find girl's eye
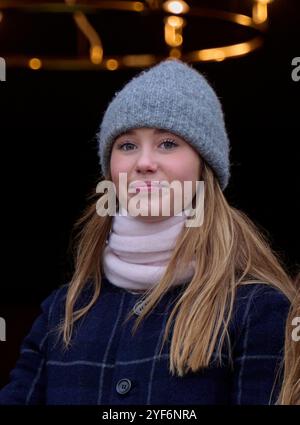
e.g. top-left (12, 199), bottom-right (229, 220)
top-left (160, 139), bottom-right (178, 149)
top-left (117, 139), bottom-right (178, 151)
top-left (117, 142), bottom-right (135, 151)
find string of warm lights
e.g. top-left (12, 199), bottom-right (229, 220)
top-left (0, 0), bottom-right (274, 71)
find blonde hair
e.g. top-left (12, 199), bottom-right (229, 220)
top-left (277, 273), bottom-right (300, 404)
top-left (60, 161), bottom-right (296, 379)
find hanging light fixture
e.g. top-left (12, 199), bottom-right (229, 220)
top-left (0, 0), bottom-right (274, 71)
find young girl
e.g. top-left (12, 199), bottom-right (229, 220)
top-left (277, 273), bottom-right (300, 404)
top-left (0, 59), bottom-right (296, 405)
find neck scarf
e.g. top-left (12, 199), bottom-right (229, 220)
top-left (102, 208), bottom-right (196, 292)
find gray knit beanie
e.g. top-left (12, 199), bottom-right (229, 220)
top-left (97, 58), bottom-right (230, 190)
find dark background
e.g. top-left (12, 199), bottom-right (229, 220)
top-left (0, 0), bottom-right (299, 387)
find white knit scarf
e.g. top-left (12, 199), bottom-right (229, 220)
top-left (102, 207), bottom-right (196, 292)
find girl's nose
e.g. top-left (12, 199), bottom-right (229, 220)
top-left (135, 150), bottom-right (158, 173)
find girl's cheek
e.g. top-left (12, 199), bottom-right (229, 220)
top-left (113, 154), bottom-right (133, 169)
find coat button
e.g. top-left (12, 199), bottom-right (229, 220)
top-left (133, 299), bottom-right (149, 316)
top-left (116, 378), bottom-right (132, 395)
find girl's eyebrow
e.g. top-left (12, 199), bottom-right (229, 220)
top-left (117, 129), bottom-right (173, 137)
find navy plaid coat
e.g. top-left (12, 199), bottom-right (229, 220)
top-left (0, 277), bottom-right (290, 405)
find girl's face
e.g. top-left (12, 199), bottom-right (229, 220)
top-left (110, 127), bottom-right (201, 222)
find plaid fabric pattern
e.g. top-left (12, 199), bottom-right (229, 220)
top-left (0, 278), bottom-right (290, 405)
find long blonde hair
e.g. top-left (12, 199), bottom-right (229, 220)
top-left (60, 161), bottom-right (296, 378)
top-left (277, 273), bottom-right (300, 404)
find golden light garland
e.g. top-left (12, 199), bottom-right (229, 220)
top-left (0, 0), bottom-right (274, 71)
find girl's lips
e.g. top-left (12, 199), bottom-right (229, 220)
top-left (134, 185), bottom-right (164, 192)
top-left (128, 181), bottom-right (170, 193)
